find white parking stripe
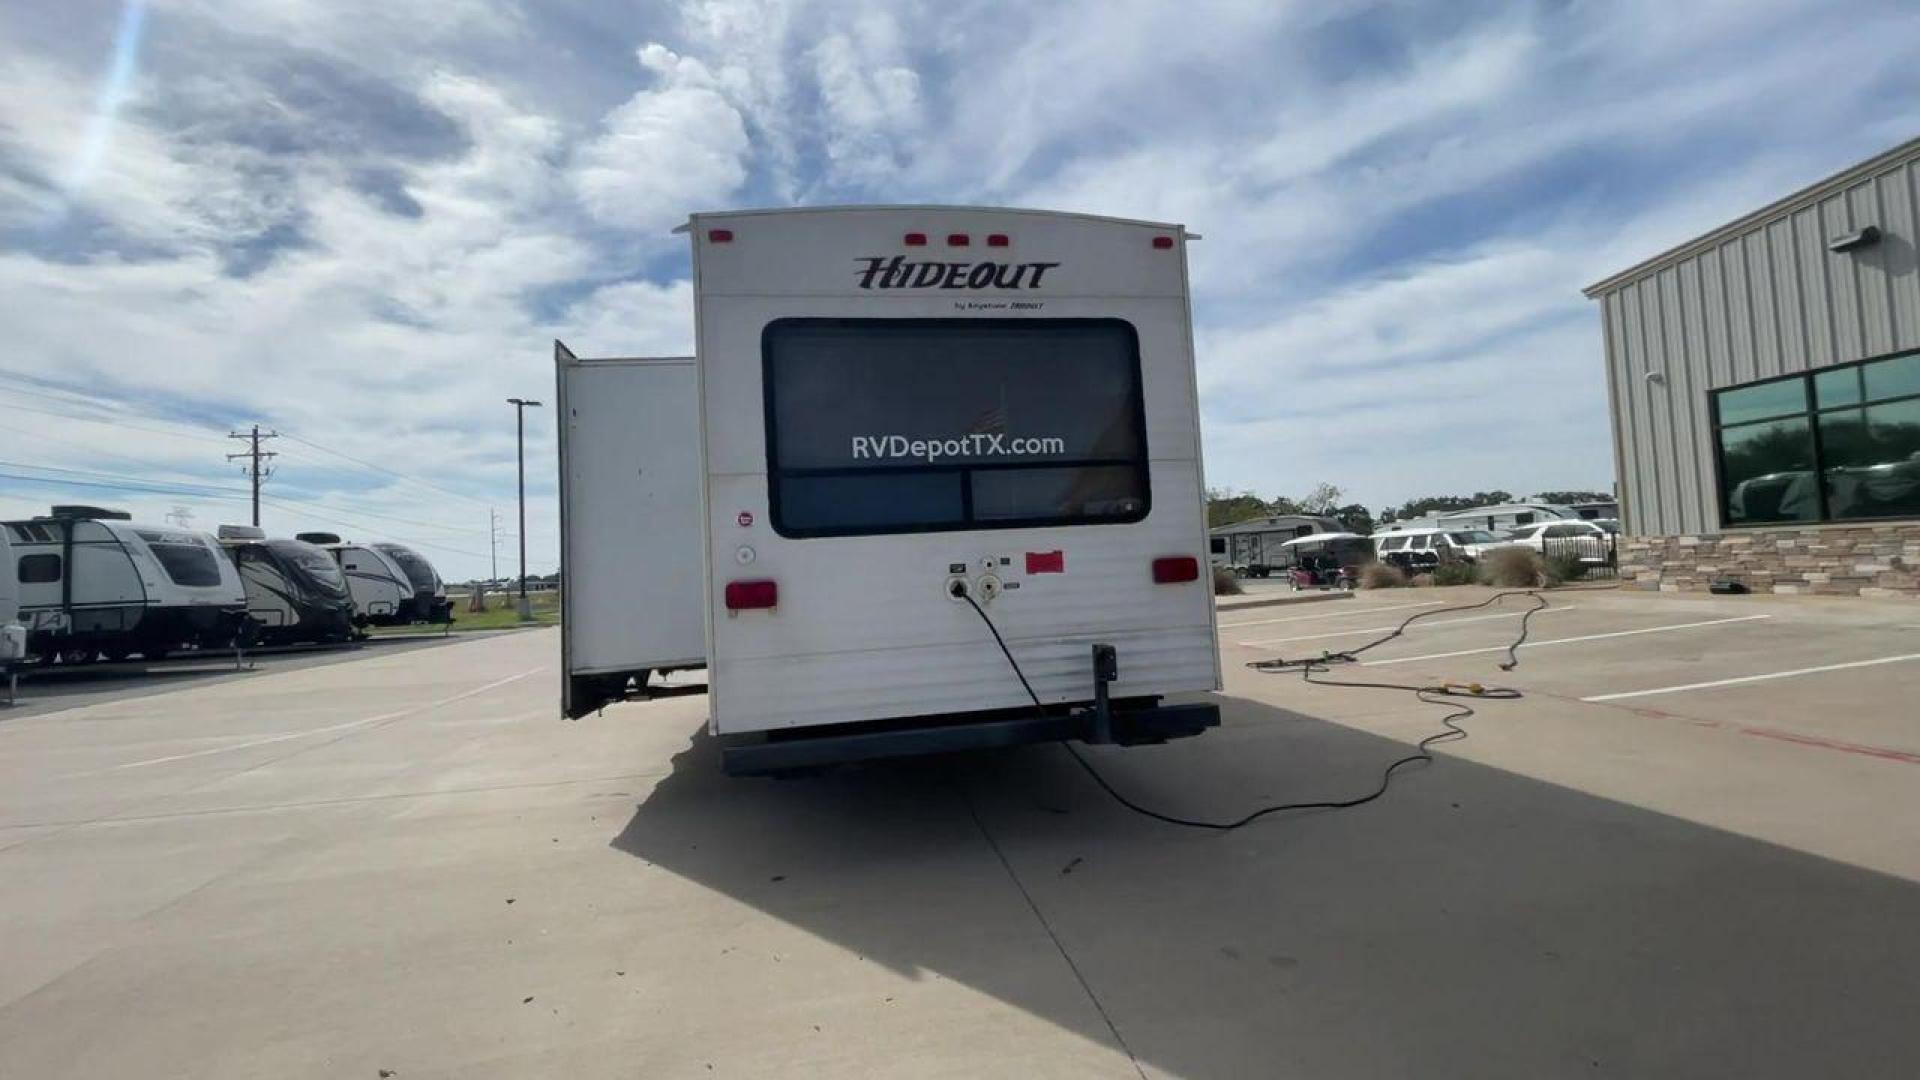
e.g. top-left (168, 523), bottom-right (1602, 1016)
top-left (1217, 600), bottom-right (1443, 629)
top-left (1361, 615), bottom-right (1772, 667)
top-left (1581, 653), bottom-right (1920, 702)
top-left (1239, 607), bottom-right (1572, 648)
top-left (106, 668), bottom-right (544, 770)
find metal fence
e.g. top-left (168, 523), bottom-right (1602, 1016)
top-left (1541, 534), bottom-right (1618, 580)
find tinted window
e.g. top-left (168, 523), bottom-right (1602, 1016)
top-left (1721, 416), bottom-right (1817, 524)
top-left (1814, 367), bottom-right (1861, 408)
top-left (1718, 378), bottom-right (1807, 425)
top-left (764, 318), bottom-right (1149, 536)
top-left (1209, 538), bottom-right (1226, 555)
top-left (148, 542), bottom-right (225, 587)
top-left (19, 553), bottom-right (61, 583)
top-left (1379, 536), bottom-right (1408, 552)
top-left (1821, 400), bottom-right (1920, 520)
top-left (1864, 353), bottom-right (1920, 402)
top-left (269, 540), bottom-right (347, 589)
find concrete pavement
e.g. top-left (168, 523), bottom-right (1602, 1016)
top-left (1, 589), bottom-right (1917, 1078)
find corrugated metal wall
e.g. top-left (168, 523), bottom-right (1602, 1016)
top-left (1594, 149), bottom-right (1920, 536)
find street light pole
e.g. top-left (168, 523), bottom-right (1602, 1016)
top-left (506, 397), bottom-right (543, 620)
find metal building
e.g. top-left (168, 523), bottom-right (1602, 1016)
top-left (1584, 137), bottom-right (1920, 595)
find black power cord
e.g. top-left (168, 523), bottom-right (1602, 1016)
top-left (959, 588), bottom-right (1539, 831)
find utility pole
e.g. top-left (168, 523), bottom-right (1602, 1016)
top-left (226, 425), bottom-right (279, 527)
top-left (489, 507), bottom-right (502, 584)
top-left (505, 399), bottom-right (542, 620)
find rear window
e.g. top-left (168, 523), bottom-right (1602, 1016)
top-left (763, 318), bottom-right (1149, 537)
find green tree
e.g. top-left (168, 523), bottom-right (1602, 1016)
top-left (1298, 482), bottom-right (1344, 514)
top-left (1530, 490), bottom-right (1614, 505)
top-left (1332, 503), bottom-right (1375, 535)
top-left (1206, 488), bottom-right (1271, 528)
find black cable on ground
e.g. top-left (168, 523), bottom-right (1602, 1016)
top-left (960, 587), bottom-right (1536, 831)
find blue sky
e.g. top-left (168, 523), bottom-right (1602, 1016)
top-left (1, 0), bottom-right (1916, 577)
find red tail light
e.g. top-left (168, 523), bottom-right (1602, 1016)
top-left (708, 228), bottom-right (734, 243)
top-left (986, 234), bottom-right (1010, 247)
top-left (904, 232), bottom-right (927, 246)
top-left (725, 580), bottom-right (778, 610)
top-left (1152, 556), bottom-right (1200, 584)
top-left (1152, 235), bottom-right (1175, 249)
top-left (947, 233), bottom-right (970, 246)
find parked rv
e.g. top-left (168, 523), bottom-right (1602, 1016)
top-left (300, 533), bottom-right (423, 627)
top-left (556, 347), bottom-right (705, 717)
top-left (371, 543), bottom-right (453, 624)
top-left (3, 506), bottom-right (249, 662)
top-left (1, 528), bottom-right (24, 670)
top-left (670, 205), bottom-right (1221, 773)
top-left (216, 526), bottom-right (356, 644)
top-left (1210, 514), bottom-right (1343, 577)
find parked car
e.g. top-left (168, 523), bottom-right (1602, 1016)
top-left (1505, 520), bottom-right (1614, 564)
top-left (1372, 527), bottom-right (1508, 571)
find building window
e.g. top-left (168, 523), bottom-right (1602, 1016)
top-left (1713, 350), bottom-right (1920, 525)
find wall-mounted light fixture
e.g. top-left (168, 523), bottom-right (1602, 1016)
top-left (1644, 370), bottom-right (1666, 385)
top-left (1827, 225), bottom-right (1882, 254)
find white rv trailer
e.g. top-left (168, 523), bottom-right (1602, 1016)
top-left (1, 528), bottom-right (24, 669)
top-left (299, 533), bottom-right (416, 627)
top-left (371, 542), bottom-right (454, 624)
top-left (217, 526), bottom-right (357, 644)
top-left (684, 206), bottom-right (1221, 773)
top-left (3, 506), bottom-right (249, 661)
top-left (555, 346), bottom-right (706, 718)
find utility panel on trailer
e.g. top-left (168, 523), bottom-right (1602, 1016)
top-left (556, 344), bottom-right (706, 717)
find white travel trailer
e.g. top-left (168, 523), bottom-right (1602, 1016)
top-left (1, 528), bottom-right (24, 669)
top-left (683, 206), bottom-right (1222, 773)
top-left (370, 542), bottom-right (453, 624)
top-left (299, 533), bottom-right (416, 627)
top-left (3, 506), bottom-right (249, 661)
top-left (555, 346), bottom-right (705, 718)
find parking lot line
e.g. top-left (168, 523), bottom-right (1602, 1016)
top-left (1238, 606), bottom-right (1572, 648)
top-left (1217, 600), bottom-right (1443, 629)
top-left (1581, 653), bottom-right (1920, 703)
top-left (1361, 614), bottom-right (1772, 667)
top-left (103, 667), bottom-right (544, 771)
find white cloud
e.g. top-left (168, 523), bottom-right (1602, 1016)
top-left (569, 44), bottom-right (751, 233)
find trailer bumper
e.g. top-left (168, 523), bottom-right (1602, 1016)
top-left (721, 699), bottom-right (1220, 776)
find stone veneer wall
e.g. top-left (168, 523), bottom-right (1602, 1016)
top-left (1618, 522), bottom-right (1920, 597)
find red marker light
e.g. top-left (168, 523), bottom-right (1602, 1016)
top-left (1026, 550), bottom-right (1065, 574)
top-left (904, 232), bottom-right (928, 246)
top-left (1152, 235), bottom-right (1175, 249)
top-left (708, 228), bottom-right (734, 243)
top-left (725, 580), bottom-right (778, 610)
top-left (947, 233), bottom-right (970, 246)
top-left (1151, 556), bottom-right (1199, 584)
top-left (986, 234), bottom-right (1010, 247)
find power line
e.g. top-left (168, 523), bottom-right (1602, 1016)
top-left (257, 496), bottom-right (489, 559)
top-left (278, 430), bottom-right (493, 510)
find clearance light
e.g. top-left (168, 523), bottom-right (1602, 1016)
top-left (708, 228), bottom-right (734, 243)
top-left (1151, 556), bottom-right (1200, 584)
top-left (947, 233), bottom-right (970, 246)
top-left (725, 580), bottom-right (778, 610)
top-left (1152, 236), bottom-right (1175, 249)
top-left (987, 234), bottom-right (1010, 247)
top-left (904, 232), bottom-right (928, 246)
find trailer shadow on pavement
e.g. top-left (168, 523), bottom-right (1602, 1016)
top-left (611, 693), bottom-right (1920, 1079)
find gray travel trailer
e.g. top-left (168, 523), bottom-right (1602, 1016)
top-left (1, 528), bottom-right (24, 670)
top-left (3, 506), bottom-right (250, 662)
top-left (299, 533), bottom-right (452, 626)
top-left (216, 526), bottom-right (356, 644)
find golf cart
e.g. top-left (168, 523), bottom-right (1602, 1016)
top-left (1281, 532), bottom-right (1372, 591)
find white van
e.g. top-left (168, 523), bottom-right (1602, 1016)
top-left (4, 506), bottom-right (250, 661)
top-left (556, 346), bottom-right (706, 717)
top-left (684, 206), bottom-right (1221, 773)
